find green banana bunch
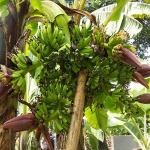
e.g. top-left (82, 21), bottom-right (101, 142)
top-left (123, 44), bottom-right (137, 54)
top-left (35, 103), bottom-right (49, 121)
top-left (108, 30), bottom-right (129, 47)
top-left (93, 26), bottom-right (106, 45)
top-left (41, 0), bottom-right (70, 44)
top-left (54, 113), bottom-right (71, 134)
top-left (30, 22), bottom-right (67, 60)
top-left (11, 70), bottom-right (26, 93)
top-left (11, 51), bottom-right (29, 70)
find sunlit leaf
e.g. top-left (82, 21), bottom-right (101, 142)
top-left (85, 106), bottom-right (108, 131)
top-left (30, 0), bottom-right (42, 12)
top-left (82, 2), bottom-right (150, 37)
top-left (104, 96), bottom-right (115, 111)
top-left (110, 0), bottom-right (129, 21)
top-left (85, 123), bottom-right (104, 142)
top-left (144, 0), bottom-right (150, 3)
top-left (0, 2), bottom-right (9, 20)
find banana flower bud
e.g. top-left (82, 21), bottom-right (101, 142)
top-left (133, 71), bottom-right (149, 89)
top-left (3, 114), bottom-right (35, 132)
top-left (137, 64), bottom-right (150, 78)
top-left (119, 47), bottom-right (142, 68)
top-left (136, 94), bottom-right (150, 104)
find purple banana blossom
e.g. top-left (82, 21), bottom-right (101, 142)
top-left (3, 114), bottom-right (35, 132)
top-left (136, 94), bottom-right (150, 104)
top-left (137, 64), bottom-right (150, 78)
top-left (133, 71), bottom-right (149, 89)
top-left (120, 47), bottom-right (142, 68)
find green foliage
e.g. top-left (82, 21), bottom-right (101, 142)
top-left (85, 106), bottom-right (108, 131)
top-left (86, 133), bottom-right (99, 150)
top-left (144, 0), bottom-right (150, 3)
top-left (30, 0), bottom-right (42, 11)
top-left (0, 0), bottom-right (9, 20)
top-left (2, 1), bottom-right (149, 146)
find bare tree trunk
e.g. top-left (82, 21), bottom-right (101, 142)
top-left (0, 0), bottom-right (29, 149)
top-left (57, 132), bottom-right (67, 150)
top-left (66, 69), bottom-right (88, 150)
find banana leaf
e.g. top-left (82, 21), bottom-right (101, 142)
top-left (86, 133), bottom-right (99, 150)
top-left (107, 113), bottom-right (149, 150)
top-left (82, 2), bottom-right (150, 37)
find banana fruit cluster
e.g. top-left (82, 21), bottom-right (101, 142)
top-left (35, 82), bottom-right (72, 133)
top-left (29, 22), bottom-right (66, 60)
top-left (8, 51), bottom-right (31, 93)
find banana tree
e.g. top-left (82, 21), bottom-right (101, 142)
top-left (1, 0), bottom-right (150, 150)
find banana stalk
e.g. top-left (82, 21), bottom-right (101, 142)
top-left (39, 124), bottom-right (54, 150)
top-left (66, 69), bottom-right (88, 150)
top-left (35, 126), bottom-right (42, 148)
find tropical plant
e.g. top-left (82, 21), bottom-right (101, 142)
top-left (107, 78), bottom-right (150, 150)
top-left (1, 0), bottom-right (150, 150)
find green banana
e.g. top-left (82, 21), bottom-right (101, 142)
top-left (12, 70), bottom-right (23, 78)
top-left (48, 102), bottom-right (61, 120)
top-left (52, 26), bottom-right (59, 39)
top-left (66, 90), bottom-right (73, 98)
top-left (54, 119), bottom-right (63, 131)
top-left (108, 30), bottom-right (129, 46)
top-left (29, 40), bottom-right (38, 57)
top-left (62, 85), bottom-right (67, 95)
top-left (36, 103), bottom-right (45, 114)
top-left (77, 38), bottom-right (85, 50)
top-left (17, 52), bottom-right (26, 65)
top-left (11, 77), bottom-right (20, 89)
top-left (79, 47), bottom-right (93, 56)
top-left (42, 45), bottom-right (53, 57)
top-left (81, 24), bottom-right (87, 37)
top-left (42, 93), bottom-right (58, 103)
top-left (17, 76), bottom-right (24, 87)
top-left (56, 83), bottom-right (62, 95)
top-left (41, 103), bottom-right (48, 114)
top-left (17, 63), bottom-right (28, 70)
top-left (74, 25), bottom-right (80, 38)
top-left (36, 27), bottom-right (45, 44)
top-left (55, 15), bottom-right (70, 44)
top-left (50, 38), bottom-right (57, 48)
top-left (20, 79), bottom-right (26, 92)
top-left (42, 25), bottom-right (50, 45)
top-left (57, 29), bottom-right (65, 45)
top-left (83, 36), bottom-right (91, 47)
top-left (61, 122), bottom-right (69, 131)
top-left (52, 42), bottom-right (59, 50)
top-left (35, 112), bottom-right (43, 120)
